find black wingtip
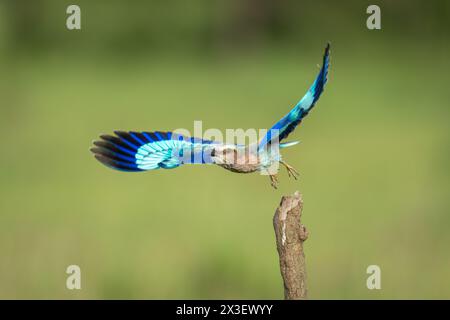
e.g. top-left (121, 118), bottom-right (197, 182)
top-left (93, 153), bottom-right (141, 172)
top-left (90, 146), bottom-right (111, 158)
top-left (113, 130), bottom-right (127, 136)
top-left (325, 42), bottom-right (331, 56)
top-left (100, 133), bottom-right (114, 141)
top-left (94, 154), bottom-right (111, 166)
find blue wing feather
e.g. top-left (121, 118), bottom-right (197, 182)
top-left (259, 43), bottom-right (330, 149)
top-left (91, 131), bottom-right (219, 172)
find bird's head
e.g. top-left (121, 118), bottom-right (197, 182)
top-left (211, 147), bottom-right (238, 165)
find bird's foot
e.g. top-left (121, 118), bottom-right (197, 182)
top-left (269, 174), bottom-right (278, 189)
top-left (281, 161), bottom-right (300, 180)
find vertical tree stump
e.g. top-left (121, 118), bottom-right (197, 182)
top-left (273, 191), bottom-right (309, 299)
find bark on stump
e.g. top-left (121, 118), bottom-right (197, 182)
top-left (273, 191), bottom-right (309, 299)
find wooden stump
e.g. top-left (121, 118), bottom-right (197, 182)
top-left (273, 191), bottom-right (309, 299)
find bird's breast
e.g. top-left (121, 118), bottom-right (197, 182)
top-left (215, 151), bottom-right (261, 173)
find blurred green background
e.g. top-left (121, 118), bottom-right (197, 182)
top-left (0, 0), bottom-right (449, 299)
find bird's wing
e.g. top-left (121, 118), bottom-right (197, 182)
top-left (91, 131), bottom-right (221, 172)
top-left (258, 43), bottom-right (330, 149)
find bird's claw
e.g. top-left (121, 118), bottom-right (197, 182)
top-left (286, 166), bottom-right (299, 180)
top-left (282, 162), bottom-right (300, 180)
top-left (269, 174), bottom-right (278, 189)
top-left (269, 163), bottom-right (298, 188)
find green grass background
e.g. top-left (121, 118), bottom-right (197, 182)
top-left (0, 1), bottom-right (449, 299)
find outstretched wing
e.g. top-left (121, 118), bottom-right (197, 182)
top-left (259, 43), bottom-right (330, 149)
top-left (91, 131), bottom-right (220, 172)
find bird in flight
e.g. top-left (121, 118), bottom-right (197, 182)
top-left (91, 44), bottom-right (330, 188)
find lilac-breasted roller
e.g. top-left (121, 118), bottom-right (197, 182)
top-left (91, 44), bottom-right (330, 188)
